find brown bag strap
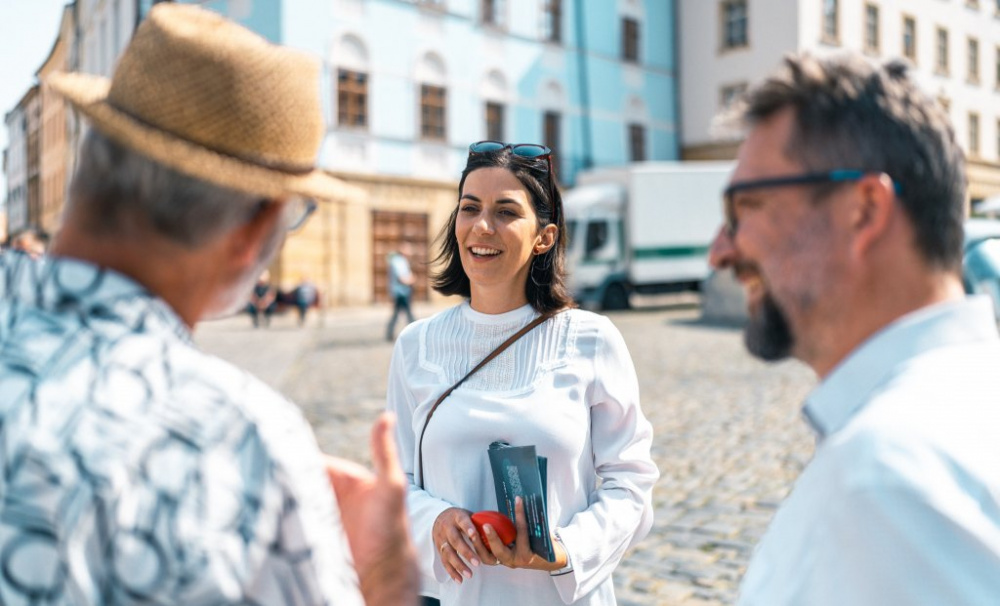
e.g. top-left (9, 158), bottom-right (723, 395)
top-left (416, 310), bottom-right (559, 488)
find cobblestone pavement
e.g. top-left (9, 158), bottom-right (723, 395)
top-left (195, 298), bottom-right (817, 605)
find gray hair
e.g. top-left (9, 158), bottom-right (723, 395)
top-left (67, 129), bottom-right (261, 248)
top-left (739, 53), bottom-right (966, 271)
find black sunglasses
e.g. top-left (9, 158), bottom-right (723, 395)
top-left (723, 169), bottom-right (903, 236)
top-left (467, 140), bottom-right (561, 227)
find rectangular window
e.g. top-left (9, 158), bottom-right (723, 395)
top-left (542, 0), bottom-right (562, 43)
top-left (420, 84), bottom-right (447, 141)
top-left (995, 46), bottom-right (1000, 88)
top-left (485, 102), bottom-right (504, 142)
top-left (628, 124), bottom-right (646, 162)
top-left (864, 4), bottom-right (880, 54)
top-left (543, 111), bottom-right (561, 173)
top-left (822, 0), bottom-right (839, 42)
top-left (337, 69), bottom-right (368, 129)
top-left (969, 112), bottom-right (981, 155)
top-left (936, 27), bottom-right (949, 74)
top-left (902, 16), bottom-right (916, 62)
top-left (969, 37), bottom-right (980, 83)
top-left (622, 18), bottom-right (640, 62)
top-left (721, 0), bottom-right (748, 50)
top-left (482, 0), bottom-right (504, 26)
top-left (720, 82), bottom-right (748, 110)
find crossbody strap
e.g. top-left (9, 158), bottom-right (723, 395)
top-left (416, 310), bottom-right (559, 488)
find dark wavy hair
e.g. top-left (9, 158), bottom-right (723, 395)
top-left (431, 148), bottom-right (573, 313)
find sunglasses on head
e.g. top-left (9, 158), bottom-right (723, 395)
top-left (468, 140), bottom-right (552, 160)
top-left (467, 140), bottom-right (561, 227)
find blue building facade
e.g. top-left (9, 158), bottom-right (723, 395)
top-left (181, 0), bottom-right (679, 186)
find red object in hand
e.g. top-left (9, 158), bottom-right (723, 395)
top-left (471, 511), bottom-right (516, 550)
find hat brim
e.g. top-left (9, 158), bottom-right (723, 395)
top-left (47, 71), bottom-right (363, 203)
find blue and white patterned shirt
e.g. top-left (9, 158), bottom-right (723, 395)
top-left (0, 253), bottom-right (363, 605)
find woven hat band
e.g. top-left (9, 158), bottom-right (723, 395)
top-left (105, 4), bottom-right (324, 170)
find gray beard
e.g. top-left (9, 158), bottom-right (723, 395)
top-left (744, 292), bottom-right (794, 361)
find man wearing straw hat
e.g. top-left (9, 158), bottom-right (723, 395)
top-left (0, 4), bottom-right (417, 605)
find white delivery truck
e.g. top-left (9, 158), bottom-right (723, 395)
top-left (562, 161), bottom-right (734, 310)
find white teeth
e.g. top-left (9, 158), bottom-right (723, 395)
top-left (471, 247), bottom-right (501, 256)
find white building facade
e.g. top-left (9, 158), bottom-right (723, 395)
top-left (679, 0), bottom-right (1000, 201)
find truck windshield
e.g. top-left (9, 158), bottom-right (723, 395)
top-left (565, 220), bottom-right (577, 250)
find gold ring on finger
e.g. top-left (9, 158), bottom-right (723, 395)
top-left (440, 543), bottom-right (449, 552)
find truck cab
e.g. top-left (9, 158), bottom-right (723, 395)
top-left (563, 182), bottom-right (630, 309)
top-left (562, 162), bottom-right (733, 310)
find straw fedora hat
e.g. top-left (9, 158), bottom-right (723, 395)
top-left (47, 3), bottom-right (353, 201)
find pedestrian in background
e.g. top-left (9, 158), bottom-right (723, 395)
top-left (0, 5), bottom-right (418, 605)
top-left (386, 241), bottom-right (416, 341)
top-left (710, 52), bottom-right (1000, 605)
top-left (246, 269), bottom-right (278, 328)
top-left (293, 275), bottom-right (319, 326)
top-left (386, 141), bottom-right (658, 605)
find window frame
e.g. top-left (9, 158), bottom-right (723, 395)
top-left (719, 0), bottom-right (749, 51)
top-left (863, 3), bottom-right (881, 55)
top-left (419, 83), bottom-right (447, 142)
top-left (336, 68), bottom-right (368, 130)
top-left (821, 0), bottom-right (840, 44)
top-left (968, 36), bottom-right (981, 84)
top-left (969, 111), bottom-right (981, 156)
top-left (936, 26), bottom-right (950, 76)
top-left (902, 14), bottom-right (917, 63)
top-left (622, 17), bottom-right (640, 63)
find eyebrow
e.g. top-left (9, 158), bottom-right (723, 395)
top-left (459, 194), bottom-right (524, 205)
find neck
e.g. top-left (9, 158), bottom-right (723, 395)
top-left (468, 283), bottom-right (529, 315)
top-left (803, 269), bottom-right (964, 379)
top-left (50, 221), bottom-right (227, 329)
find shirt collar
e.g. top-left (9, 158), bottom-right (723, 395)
top-left (803, 296), bottom-right (998, 439)
top-left (3, 253), bottom-right (193, 345)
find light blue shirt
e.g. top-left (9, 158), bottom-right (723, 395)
top-left (388, 252), bottom-right (413, 299)
top-left (739, 297), bottom-right (1000, 606)
top-left (0, 253), bottom-right (362, 605)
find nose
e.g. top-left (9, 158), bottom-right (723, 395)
top-left (708, 225), bottom-right (737, 269)
top-left (473, 211), bottom-right (494, 234)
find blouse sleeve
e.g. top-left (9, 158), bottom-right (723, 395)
top-left (385, 336), bottom-right (453, 583)
top-left (552, 316), bottom-right (659, 604)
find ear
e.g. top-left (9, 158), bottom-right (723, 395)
top-left (849, 173), bottom-right (897, 259)
top-left (533, 223), bottom-right (558, 255)
top-left (227, 200), bottom-right (285, 269)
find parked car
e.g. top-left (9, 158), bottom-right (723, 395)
top-left (963, 218), bottom-right (1000, 324)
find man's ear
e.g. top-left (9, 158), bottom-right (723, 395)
top-left (228, 200), bottom-right (284, 268)
top-left (850, 173), bottom-right (897, 259)
top-left (534, 223), bottom-right (558, 255)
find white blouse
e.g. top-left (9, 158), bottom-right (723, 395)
top-left (387, 302), bottom-right (658, 605)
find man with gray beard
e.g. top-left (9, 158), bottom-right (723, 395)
top-left (0, 4), bottom-right (417, 605)
top-left (710, 53), bottom-right (1000, 604)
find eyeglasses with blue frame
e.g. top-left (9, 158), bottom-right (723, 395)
top-left (723, 169), bottom-right (903, 237)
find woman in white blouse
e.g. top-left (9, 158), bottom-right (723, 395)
top-left (387, 141), bottom-right (658, 606)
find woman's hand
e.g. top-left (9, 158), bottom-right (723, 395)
top-left (482, 497), bottom-right (569, 572)
top-left (433, 507), bottom-right (496, 583)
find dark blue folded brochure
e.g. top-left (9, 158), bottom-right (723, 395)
top-left (487, 441), bottom-right (555, 562)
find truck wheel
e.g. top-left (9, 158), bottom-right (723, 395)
top-left (602, 283), bottom-right (630, 310)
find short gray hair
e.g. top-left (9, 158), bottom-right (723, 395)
top-left (68, 129), bottom-right (261, 248)
top-left (740, 53), bottom-right (966, 271)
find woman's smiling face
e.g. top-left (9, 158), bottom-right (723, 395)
top-left (456, 167), bottom-right (555, 311)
